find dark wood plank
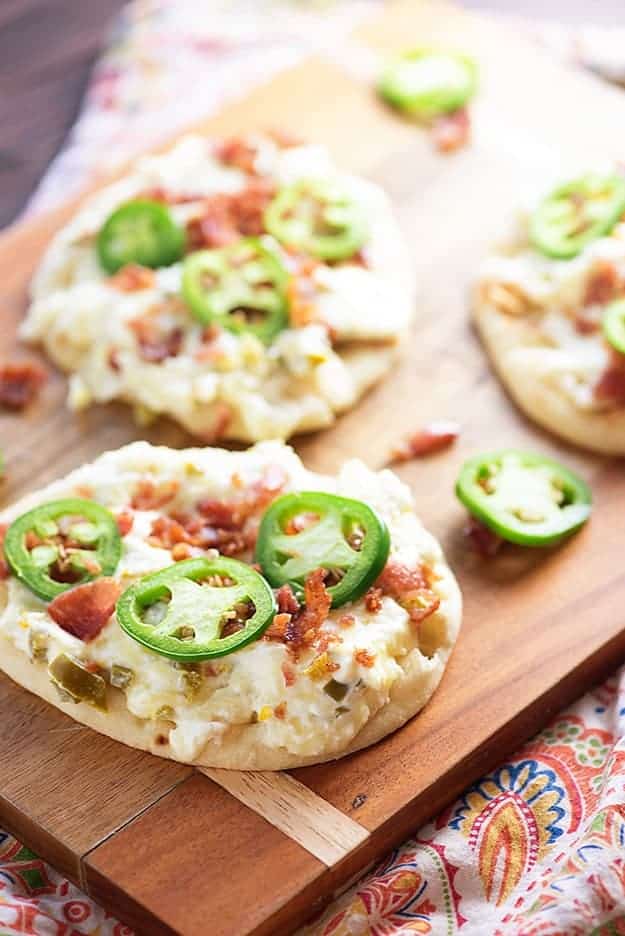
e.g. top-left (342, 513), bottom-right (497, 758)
top-left (0, 0), bottom-right (126, 227)
top-left (84, 774), bottom-right (325, 936)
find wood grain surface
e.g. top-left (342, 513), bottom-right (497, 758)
top-left (0, 2), bottom-right (624, 934)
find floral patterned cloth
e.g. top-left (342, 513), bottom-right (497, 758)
top-left (8, 2), bottom-right (625, 934)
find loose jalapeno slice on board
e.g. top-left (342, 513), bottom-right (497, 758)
top-left (530, 174), bottom-right (625, 260)
top-left (182, 238), bottom-right (288, 344)
top-left (4, 498), bottom-right (122, 601)
top-left (378, 49), bottom-right (477, 120)
top-left (264, 180), bottom-right (368, 262)
top-left (116, 556), bottom-right (276, 662)
top-left (455, 450), bottom-right (591, 548)
top-left (255, 492), bottom-right (390, 608)
top-left (603, 299), bottom-right (625, 355)
top-left (97, 200), bottom-right (185, 274)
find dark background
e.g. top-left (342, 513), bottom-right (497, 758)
top-left (1, 0), bottom-right (624, 229)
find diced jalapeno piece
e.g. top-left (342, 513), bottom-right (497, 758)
top-left (48, 653), bottom-right (107, 710)
top-left (264, 179), bottom-right (368, 261)
top-left (530, 174), bottom-right (625, 260)
top-left (4, 498), bottom-right (122, 601)
top-left (324, 678), bottom-right (349, 702)
top-left (97, 199), bottom-right (185, 274)
top-left (116, 556), bottom-right (276, 662)
top-left (255, 492), bottom-right (390, 608)
top-left (378, 48), bottom-right (477, 120)
top-left (182, 238), bottom-right (288, 344)
top-left (109, 664), bottom-right (135, 689)
top-left (455, 450), bottom-right (592, 547)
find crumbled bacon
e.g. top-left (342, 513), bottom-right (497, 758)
top-left (365, 587), bottom-right (383, 613)
top-left (115, 511), bottom-right (134, 536)
top-left (108, 348), bottom-right (122, 372)
top-left (186, 179), bottom-right (276, 249)
top-left (0, 524), bottom-right (9, 580)
top-left (276, 584), bottom-right (300, 615)
top-left (283, 249), bottom-right (320, 328)
top-left (48, 578), bottom-right (121, 642)
top-left (339, 613), bottom-right (355, 629)
top-left (274, 702), bottom-right (287, 720)
top-left (464, 516), bottom-right (504, 557)
top-left (131, 479), bottom-right (179, 511)
top-left (281, 660), bottom-right (297, 687)
top-left (284, 512), bottom-right (319, 535)
top-left (264, 569), bottom-right (332, 657)
top-left (574, 307), bottom-right (602, 335)
top-left (109, 264), bottom-right (156, 292)
top-left (171, 542), bottom-right (193, 561)
top-left (376, 559), bottom-right (440, 625)
top-left (594, 348), bottom-right (625, 406)
top-left (431, 107), bottom-right (471, 153)
top-left (128, 314), bottom-right (184, 364)
top-left (389, 421), bottom-right (460, 464)
top-left (141, 186), bottom-right (203, 205)
top-left (584, 260), bottom-right (620, 307)
top-left (214, 137), bottom-right (259, 174)
top-left (354, 649), bottom-right (376, 668)
top-left (0, 361), bottom-right (47, 411)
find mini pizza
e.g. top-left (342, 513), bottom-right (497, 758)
top-left (473, 170), bottom-right (625, 455)
top-left (22, 134), bottom-right (414, 443)
top-left (0, 441), bottom-right (461, 770)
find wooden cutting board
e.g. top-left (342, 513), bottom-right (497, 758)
top-left (1, 2), bottom-right (625, 933)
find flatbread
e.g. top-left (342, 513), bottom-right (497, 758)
top-left (0, 441), bottom-right (461, 770)
top-left (22, 134), bottom-right (415, 443)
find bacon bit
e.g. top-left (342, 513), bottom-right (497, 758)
top-left (594, 348), bottom-right (625, 406)
top-left (404, 591), bottom-right (441, 624)
top-left (108, 348), bottom-right (122, 372)
top-left (25, 530), bottom-right (43, 550)
top-left (464, 516), bottom-right (504, 557)
top-left (0, 361), bottom-right (47, 411)
top-left (186, 179), bottom-right (276, 249)
top-left (574, 307), bottom-right (602, 335)
top-left (141, 187), bottom-right (203, 205)
top-left (276, 584), bottom-right (300, 615)
top-left (128, 314), bottom-right (184, 364)
top-left (214, 137), bottom-right (259, 174)
top-left (74, 485), bottom-right (94, 499)
top-left (115, 511), bottom-right (134, 536)
top-left (431, 107), bottom-right (471, 153)
top-left (281, 661), bottom-right (297, 687)
top-left (264, 613), bottom-right (290, 641)
top-left (584, 260), bottom-right (620, 307)
top-left (109, 264), bottom-right (156, 292)
top-left (131, 479), bottom-right (179, 511)
top-left (354, 649), bottom-right (376, 668)
top-left (389, 421), bottom-right (460, 464)
top-left (265, 569), bottom-right (332, 656)
top-left (283, 250), bottom-right (320, 327)
top-left (274, 702), bottom-right (287, 720)
top-left (339, 613), bottom-right (355, 629)
top-left (376, 560), bottom-right (429, 598)
top-left (48, 578), bottom-right (121, 642)
top-left (0, 524), bottom-right (9, 580)
top-left (171, 542), bottom-right (193, 561)
top-left (365, 587), bottom-right (383, 614)
top-left (267, 127), bottom-right (303, 149)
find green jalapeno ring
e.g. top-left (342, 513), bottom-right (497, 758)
top-left (255, 492), bottom-right (390, 608)
top-left (530, 174), bottom-right (625, 260)
top-left (378, 48), bottom-right (478, 120)
top-left (4, 498), bottom-right (122, 601)
top-left (603, 298), bottom-right (625, 355)
top-left (182, 238), bottom-right (289, 344)
top-left (455, 450), bottom-right (592, 548)
top-left (97, 199), bottom-right (186, 275)
top-left (264, 180), bottom-right (368, 262)
top-left (116, 556), bottom-right (276, 662)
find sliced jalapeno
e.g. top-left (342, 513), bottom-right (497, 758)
top-left (603, 298), bottom-right (625, 355)
top-left (97, 200), bottom-right (185, 274)
top-left (48, 653), bottom-right (107, 710)
top-left (182, 238), bottom-right (288, 344)
top-left (116, 556), bottom-right (276, 662)
top-left (264, 180), bottom-right (368, 261)
top-left (255, 492), bottom-right (390, 608)
top-left (4, 498), bottom-right (122, 601)
top-left (378, 48), bottom-right (477, 120)
top-left (530, 174), bottom-right (625, 260)
top-left (456, 450), bottom-right (591, 547)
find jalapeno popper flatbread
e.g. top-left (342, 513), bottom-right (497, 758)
top-left (22, 134), bottom-right (414, 443)
top-left (0, 442), bottom-right (461, 769)
top-left (473, 171), bottom-right (625, 455)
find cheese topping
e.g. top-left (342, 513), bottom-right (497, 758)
top-left (0, 442), bottom-right (456, 763)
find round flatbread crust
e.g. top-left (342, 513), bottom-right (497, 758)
top-left (473, 300), bottom-right (625, 456)
top-left (0, 564), bottom-right (461, 771)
